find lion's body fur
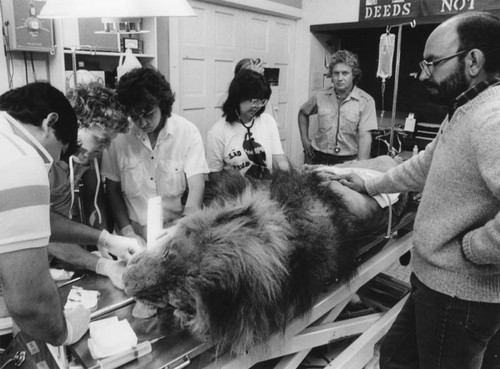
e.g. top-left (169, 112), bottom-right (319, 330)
top-left (123, 161), bottom-right (399, 355)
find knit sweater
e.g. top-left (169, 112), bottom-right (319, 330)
top-left (365, 85), bottom-right (500, 302)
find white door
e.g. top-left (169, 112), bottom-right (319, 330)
top-left (177, 1), bottom-right (244, 143)
top-left (176, 0), bottom-right (296, 157)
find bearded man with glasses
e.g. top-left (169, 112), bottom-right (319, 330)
top-left (332, 11), bottom-right (500, 369)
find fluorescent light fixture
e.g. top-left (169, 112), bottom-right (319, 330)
top-left (39, 0), bottom-right (196, 18)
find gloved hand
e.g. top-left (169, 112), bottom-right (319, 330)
top-left (97, 229), bottom-right (144, 261)
top-left (150, 224), bottom-right (180, 249)
top-left (120, 225), bottom-right (147, 248)
top-left (63, 305), bottom-right (91, 345)
top-left (97, 244), bottom-right (113, 259)
top-left (95, 258), bottom-right (127, 290)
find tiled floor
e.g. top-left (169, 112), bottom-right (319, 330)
top-left (382, 259), bottom-right (412, 284)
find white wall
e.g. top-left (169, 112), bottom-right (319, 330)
top-left (0, 0), bottom-right (363, 166)
top-left (0, 5), bottom-right (9, 94)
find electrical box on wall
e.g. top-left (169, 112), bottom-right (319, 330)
top-left (1, 0), bottom-right (53, 52)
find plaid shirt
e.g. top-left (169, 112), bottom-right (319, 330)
top-left (452, 78), bottom-right (500, 115)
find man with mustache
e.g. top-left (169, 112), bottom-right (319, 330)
top-left (0, 82), bottom-right (89, 347)
top-left (334, 11), bottom-right (500, 369)
top-left (298, 49), bottom-right (377, 165)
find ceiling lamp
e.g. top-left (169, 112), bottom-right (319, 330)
top-left (38, 0), bottom-right (196, 18)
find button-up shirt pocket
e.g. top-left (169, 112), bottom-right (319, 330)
top-left (341, 109), bottom-right (361, 135)
top-left (157, 159), bottom-right (186, 197)
top-left (317, 107), bottom-right (336, 132)
top-left (121, 158), bottom-right (143, 199)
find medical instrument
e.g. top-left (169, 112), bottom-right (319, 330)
top-left (333, 94), bottom-right (342, 154)
top-left (385, 20), bottom-right (416, 158)
top-left (147, 196), bottom-right (163, 248)
top-left (90, 297), bottom-right (135, 320)
top-left (57, 273), bottom-right (87, 288)
top-left (376, 30), bottom-right (395, 128)
top-left (89, 336), bottom-right (164, 369)
top-left (377, 31), bottom-right (395, 83)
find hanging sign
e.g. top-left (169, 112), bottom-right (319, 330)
top-left (360, 0), bottom-right (500, 22)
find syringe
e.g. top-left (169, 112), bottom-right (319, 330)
top-left (89, 336), bottom-right (164, 369)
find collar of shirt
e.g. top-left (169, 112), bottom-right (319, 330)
top-left (451, 78), bottom-right (500, 115)
top-left (325, 85), bottom-right (361, 102)
top-left (130, 117), bottom-right (172, 147)
top-left (0, 111), bottom-right (54, 170)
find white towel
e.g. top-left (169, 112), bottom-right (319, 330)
top-left (88, 317), bottom-right (138, 359)
top-left (64, 286), bottom-right (100, 311)
top-left (314, 166), bottom-right (400, 208)
top-left (50, 268), bottom-right (74, 281)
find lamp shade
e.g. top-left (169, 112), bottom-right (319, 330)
top-left (39, 0), bottom-right (196, 18)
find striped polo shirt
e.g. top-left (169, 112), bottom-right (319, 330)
top-left (0, 112), bottom-right (51, 253)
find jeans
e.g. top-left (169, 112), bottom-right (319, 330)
top-left (380, 274), bottom-right (500, 369)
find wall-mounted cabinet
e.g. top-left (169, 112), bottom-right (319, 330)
top-left (49, 17), bottom-right (161, 92)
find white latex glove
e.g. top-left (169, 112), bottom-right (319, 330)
top-left (95, 258), bottom-right (127, 290)
top-left (149, 224), bottom-right (180, 250)
top-left (97, 229), bottom-right (143, 261)
top-left (120, 225), bottom-right (147, 248)
top-left (97, 244), bottom-right (113, 260)
top-left (63, 305), bottom-right (91, 345)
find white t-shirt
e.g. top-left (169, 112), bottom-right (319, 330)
top-left (101, 114), bottom-right (209, 226)
top-left (206, 113), bottom-right (284, 178)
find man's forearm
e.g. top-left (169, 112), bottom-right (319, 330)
top-left (106, 180), bottom-right (132, 231)
top-left (0, 248), bottom-right (67, 345)
top-left (48, 243), bottom-right (99, 272)
top-left (298, 111), bottom-right (311, 145)
top-left (184, 174), bottom-right (205, 215)
top-left (50, 211), bottom-right (101, 245)
top-left (357, 131), bottom-right (372, 160)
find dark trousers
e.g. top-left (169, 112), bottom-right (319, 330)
top-left (380, 274), bottom-right (500, 369)
top-left (306, 149), bottom-right (357, 165)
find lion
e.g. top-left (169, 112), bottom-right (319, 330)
top-left (123, 156), bottom-right (406, 355)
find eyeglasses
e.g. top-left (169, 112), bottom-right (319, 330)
top-left (419, 50), bottom-right (468, 76)
top-left (242, 99), bottom-right (268, 107)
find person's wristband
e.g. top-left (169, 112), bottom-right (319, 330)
top-left (120, 224), bottom-right (136, 237)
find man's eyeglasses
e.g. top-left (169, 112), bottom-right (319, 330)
top-left (243, 99), bottom-right (268, 108)
top-left (418, 50), bottom-right (469, 77)
top-left (419, 50), bottom-right (468, 77)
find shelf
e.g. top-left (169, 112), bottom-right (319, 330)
top-left (63, 50), bottom-right (155, 58)
top-left (95, 30), bottom-right (150, 35)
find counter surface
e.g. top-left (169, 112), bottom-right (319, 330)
top-left (61, 274), bottom-right (209, 369)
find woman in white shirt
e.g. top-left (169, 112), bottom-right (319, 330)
top-left (206, 69), bottom-right (289, 181)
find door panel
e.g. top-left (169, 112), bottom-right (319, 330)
top-left (177, 1), bottom-right (296, 158)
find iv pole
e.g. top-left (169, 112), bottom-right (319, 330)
top-left (387, 19), bottom-right (416, 157)
top-left (384, 19), bottom-right (416, 239)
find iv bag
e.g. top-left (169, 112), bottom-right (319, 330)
top-left (377, 33), bottom-right (395, 82)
